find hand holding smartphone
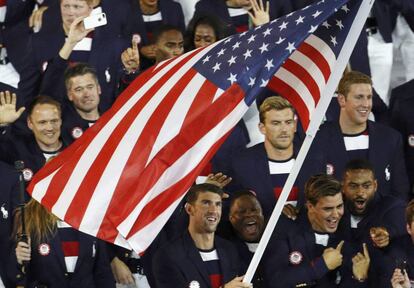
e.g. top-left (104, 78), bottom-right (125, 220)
top-left (83, 12), bottom-right (107, 30)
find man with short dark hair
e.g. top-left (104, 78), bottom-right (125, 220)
top-left (227, 190), bottom-right (265, 287)
top-left (263, 174), bottom-right (370, 287)
top-left (337, 159), bottom-right (407, 286)
top-left (309, 71), bottom-right (410, 200)
top-left (153, 183), bottom-right (252, 288)
top-left (339, 159), bottom-right (406, 250)
top-left (218, 96), bottom-right (315, 218)
top-left (153, 24), bottom-right (184, 64)
top-left (0, 92), bottom-right (65, 184)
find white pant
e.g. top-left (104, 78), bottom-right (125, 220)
top-left (368, 32), bottom-right (393, 105)
top-left (392, 15), bottom-right (414, 87)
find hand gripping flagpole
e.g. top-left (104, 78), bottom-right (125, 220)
top-left (243, 0), bottom-right (376, 283)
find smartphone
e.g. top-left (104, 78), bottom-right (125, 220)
top-left (396, 258), bottom-right (408, 271)
top-left (83, 12), bottom-right (107, 30)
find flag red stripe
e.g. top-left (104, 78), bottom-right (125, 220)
top-left (297, 42), bottom-right (331, 82)
top-left (27, 50), bottom-right (200, 189)
top-left (282, 58), bottom-right (321, 103)
top-left (268, 76), bottom-right (310, 130)
top-left (105, 84), bottom-right (245, 232)
top-left (127, 131), bottom-right (231, 236)
top-left (40, 52), bottom-right (200, 222)
top-left (181, 80), bottom-right (217, 128)
top-left (91, 69), bottom-right (203, 240)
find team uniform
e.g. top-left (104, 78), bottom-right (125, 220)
top-left (0, 125), bottom-right (65, 186)
top-left (337, 194), bottom-right (406, 286)
top-left (18, 9), bottom-right (126, 114)
top-left (390, 81), bottom-right (414, 190)
top-left (124, 0), bottom-right (185, 69)
top-left (218, 143), bottom-right (316, 218)
top-left (375, 235), bottom-right (414, 288)
top-left (153, 231), bottom-right (241, 288)
top-left (308, 121), bottom-right (410, 200)
top-left (262, 212), bottom-right (366, 287)
top-left (8, 221), bottom-right (115, 288)
top-left (193, 0), bottom-right (292, 34)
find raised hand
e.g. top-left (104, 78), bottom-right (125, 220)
top-left (29, 6), bottom-right (48, 33)
top-left (205, 172), bottom-right (232, 188)
top-left (247, 0), bottom-right (270, 27)
top-left (121, 38), bottom-right (140, 74)
top-left (352, 243), bottom-right (370, 282)
top-left (370, 227), bottom-right (390, 248)
top-left (0, 91), bottom-right (25, 125)
top-left (322, 240), bottom-right (344, 270)
top-left (391, 268), bottom-right (410, 288)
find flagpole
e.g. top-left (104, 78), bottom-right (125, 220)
top-left (243, 0), bottom-right (376, 283)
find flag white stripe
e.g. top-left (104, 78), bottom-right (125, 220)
top-left (289, 50), bottom-right (326, 93)
top-left (79, 70), bottom-right (211, 234)
top-left (52, 45), bottom-right (217, 219)
top-left (32, 169), bottom-right (61, 202)
top-left (213, 88), bottom-right (225, 103)
top-left (126, 195), bottom-right (185, 253)
top-left (305, 35), bottom-right (336, 71)
top-left (147, 75), bottom-right (209, 164)
top-left (117, 100), bottom-right (249, 235)
top-left (114, 233), bottom-right (132, 249)
top-left (275, 67), bottom-right (316, 111)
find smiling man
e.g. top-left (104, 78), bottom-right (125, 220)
top-left (153, 183), bottom-right (252, 288)
top-left (308, 71), bottom-right (410, 201)
top-left (0, 92), bottom-right (64, 185)
top-left (263, 174), bottom-right (370, 287)
top-left (228, 190), bottom-right (265, 287)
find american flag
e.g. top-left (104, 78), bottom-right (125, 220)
top-left (28, 0), bottom-right (363, 252)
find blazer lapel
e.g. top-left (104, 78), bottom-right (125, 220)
top-left (184, 233), bottom-right (211, 287)
top-left (50, 231), bottom-right (67, 273)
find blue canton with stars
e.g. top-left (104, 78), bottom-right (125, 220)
top-left (193, 0), bottom-right (363, 106)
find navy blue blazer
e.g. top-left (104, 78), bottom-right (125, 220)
top-left (124, 0), bottom-right (185, 45)
top-left (338, 194), bottom-right (406, 248)
top-left (309, 121), bottom-right (410, 201)
top-left (390, 88), bottom-right (414, 191)
top-left (217, 142), bottom-right (317, 218)
top-left (153, 231), bottom-right (241, 288)
top-left (0, 162), bottom-right (19, 288)
top-left (9, 230), bottom-right (115, 288)
top-left (18, 19), bottom-right (126, 113)
top-left (262, 212), bottom-right (366, 288)
top-left (0, 0), bottom-right (51, 74)
top-left (0, 126), bottom-right (66, 186)
top-left (42, 0), bottom-right (131, 39)
top-left (194, 0), bottom-right (292, 33)
top-left (374, 235), bottom-right (414, 288)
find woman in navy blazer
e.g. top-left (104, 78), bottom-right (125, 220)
top-left (10, 199), bottom-right (115, 288)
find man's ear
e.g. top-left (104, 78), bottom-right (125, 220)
top-left (337, 93), bottom-right (346, 108)
top-left (259, 122), bottom-right (266, 136)
top-left (27, 117), bottom-right (33, 131)
top-left (184, 202), bottom-right (192, 216)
